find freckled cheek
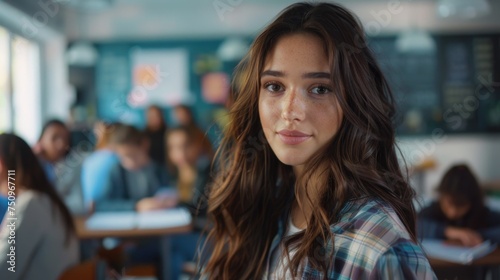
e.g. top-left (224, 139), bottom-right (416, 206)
top-left (259, 96), bottom-right (279, 129)
top-left (314, 104), bottom-right (343, 137)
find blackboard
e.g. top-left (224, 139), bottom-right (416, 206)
top-left (370, 34), bottom-right (500, 135)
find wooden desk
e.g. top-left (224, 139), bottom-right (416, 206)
top-left (428, 248), bottom-right (500, 279)
top-left (428, 248), bottom-right (500, 268)
top-left (74, 215), bottom-right (192, 239)
top-left (74, 215), bottom-right (193, 280)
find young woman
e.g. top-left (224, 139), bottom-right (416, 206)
top-left (33, 119), bottom-right (70, 184)
top-left (202, 2), bottom-right (435, 279)
top-left (418, 164), bottom-right (500, 246)
top-left (165, 126), bottom-right (212, 279)
top-left (166, 126), bottom-right (212, 217)
top-left (0, 133), bottom-right (79, 280)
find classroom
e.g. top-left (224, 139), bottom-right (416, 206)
top-left (0, 0), bottom-right (499, 279)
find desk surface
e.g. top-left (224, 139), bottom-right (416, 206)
top-left (74, 216), bottom-right (193, 239)
top-left (428, 247), bottom-right (500, 268)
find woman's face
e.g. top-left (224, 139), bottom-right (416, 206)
top-left (147, 108), bottom-right (164, 130)
top-left (259, 33), bottom-right (343, 171)
top-left (167, 130), bottom-right (195, 168)
top-left (39, 124), bottom-right (69, 162)
top-left (439, 195), bottom-right (471, 221)
top-left (174, 107), bottom-right (192, 126)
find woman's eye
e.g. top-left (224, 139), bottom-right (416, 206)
top-left (264, 83), bottom-right (284, 92)
top-left (310, 85), bottom-right (331, 95)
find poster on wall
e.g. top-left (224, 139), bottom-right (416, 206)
top-left (129, 48), bottom-right (191, 108)
top-left (202, 72), bottom-right (230, 104)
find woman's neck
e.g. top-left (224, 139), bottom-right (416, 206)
top-left (291, 164), bottom-right (319, 229)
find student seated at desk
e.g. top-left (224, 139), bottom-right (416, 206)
top-left (81, 121), bottom-right (120, 209)
top-left (418, 164), bottom-right (500, 246)
top-left (34, 119), bottom-right (87, 214)
top-left (0, 133), bottom-right (79, 280)
top-left (165, 126), bottom-right (212, 217)
top-left (94, 124), bottom-right (170, 212)
top-left (33, 119), bottom-right (70, 185)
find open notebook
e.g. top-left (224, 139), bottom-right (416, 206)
top-left (421, 239), bottom-right (497, 264)
top-left (85, 208), bottom-right (192, 230)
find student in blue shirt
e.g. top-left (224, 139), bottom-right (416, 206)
top-left (81, 121), bottom-right (120, 209)
top-left (93, 124), bottom-right (170, 212)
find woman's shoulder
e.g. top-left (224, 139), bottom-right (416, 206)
top-left (11, 190), bottom-right (54, 226)
top-left (333, 198), bottom-right (416, 252)
top-left (317, 198), bottom-right (435, 279)
top-left (16, 190), bottom-right (51, 208)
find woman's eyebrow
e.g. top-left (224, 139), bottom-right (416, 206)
top-left (302, 72), bottom-right (331, 79)
top-left (261, 70), bottom-right (284, 78)
top-left (260, 70), bottom-right (331, 79)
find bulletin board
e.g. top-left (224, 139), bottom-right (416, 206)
top-left (129, 48), bottom-right (191, 108)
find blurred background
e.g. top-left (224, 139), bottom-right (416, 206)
top-left (0, 0), bottom-right (499, 199)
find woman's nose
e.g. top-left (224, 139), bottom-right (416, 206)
top-left (280, 89), bottom-right (305, 122)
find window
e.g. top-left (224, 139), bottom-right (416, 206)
top-left (0, 26), bottom-right (10, 133)
top-left (12, 35), bottom-right (41, 144)
top-left (0, 25), bottom-right (41, 144)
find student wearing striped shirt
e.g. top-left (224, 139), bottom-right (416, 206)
top-left (201, 2), bottom-right (436, 279)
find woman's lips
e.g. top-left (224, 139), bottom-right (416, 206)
top-left (277, 130), bottom-right (311, 145)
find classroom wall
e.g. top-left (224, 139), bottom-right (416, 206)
top-left (94, 39), bottom-right (242, 129)
top-left (398, 135), bottom-right (500, 196)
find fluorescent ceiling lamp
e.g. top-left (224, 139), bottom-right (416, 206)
top-left (55, 0), bottom-right (113, 11)
top-left (66, 42), bottom-right (98, 66)
top-left (217, 38), bottom-right (249, 61)
top-left (395, 29), bottom-right (436, 53)
top-left (437, 0), bottom-right (491, 19)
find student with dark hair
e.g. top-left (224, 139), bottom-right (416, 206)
top-left (34, 119), bottom-right (70, 184)
top-left (418, 164), bottom-right (500, 246)
top-left (94, 124), bottom-right (170, 212)
top-left (145, 105), bottom-right (168, 166)
top-left (0, 133), bottom-right (79, 280)
top-left (201, 2), bottom-right (435, 279)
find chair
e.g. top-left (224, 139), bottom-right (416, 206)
top-left (59, 259), bottom-right (107, 280)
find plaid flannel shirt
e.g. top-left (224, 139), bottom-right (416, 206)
top-left (265, 198), bottom-right (437, 279)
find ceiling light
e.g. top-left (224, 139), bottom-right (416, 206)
top-left (437, 0), bottom-right (491, 19)
top-left (396, 29), bottom-right (436, 53)
top-left (217, 38), bottom-right (249, 62)
top-left (66, 42), bottom-right (98, 66)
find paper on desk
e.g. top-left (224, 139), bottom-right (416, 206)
top-left (85, 212), bottom-right (137, 230)
top-left (422, 239), bottom-right (497, 264)
top-left (137, 208), bottom-right (192, 229)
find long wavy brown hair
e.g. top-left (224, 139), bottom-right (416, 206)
top-left (203, 2), bottom-right (416, 279)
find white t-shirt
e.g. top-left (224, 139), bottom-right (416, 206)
top-left (265, 218), bottom-right (304, 279)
